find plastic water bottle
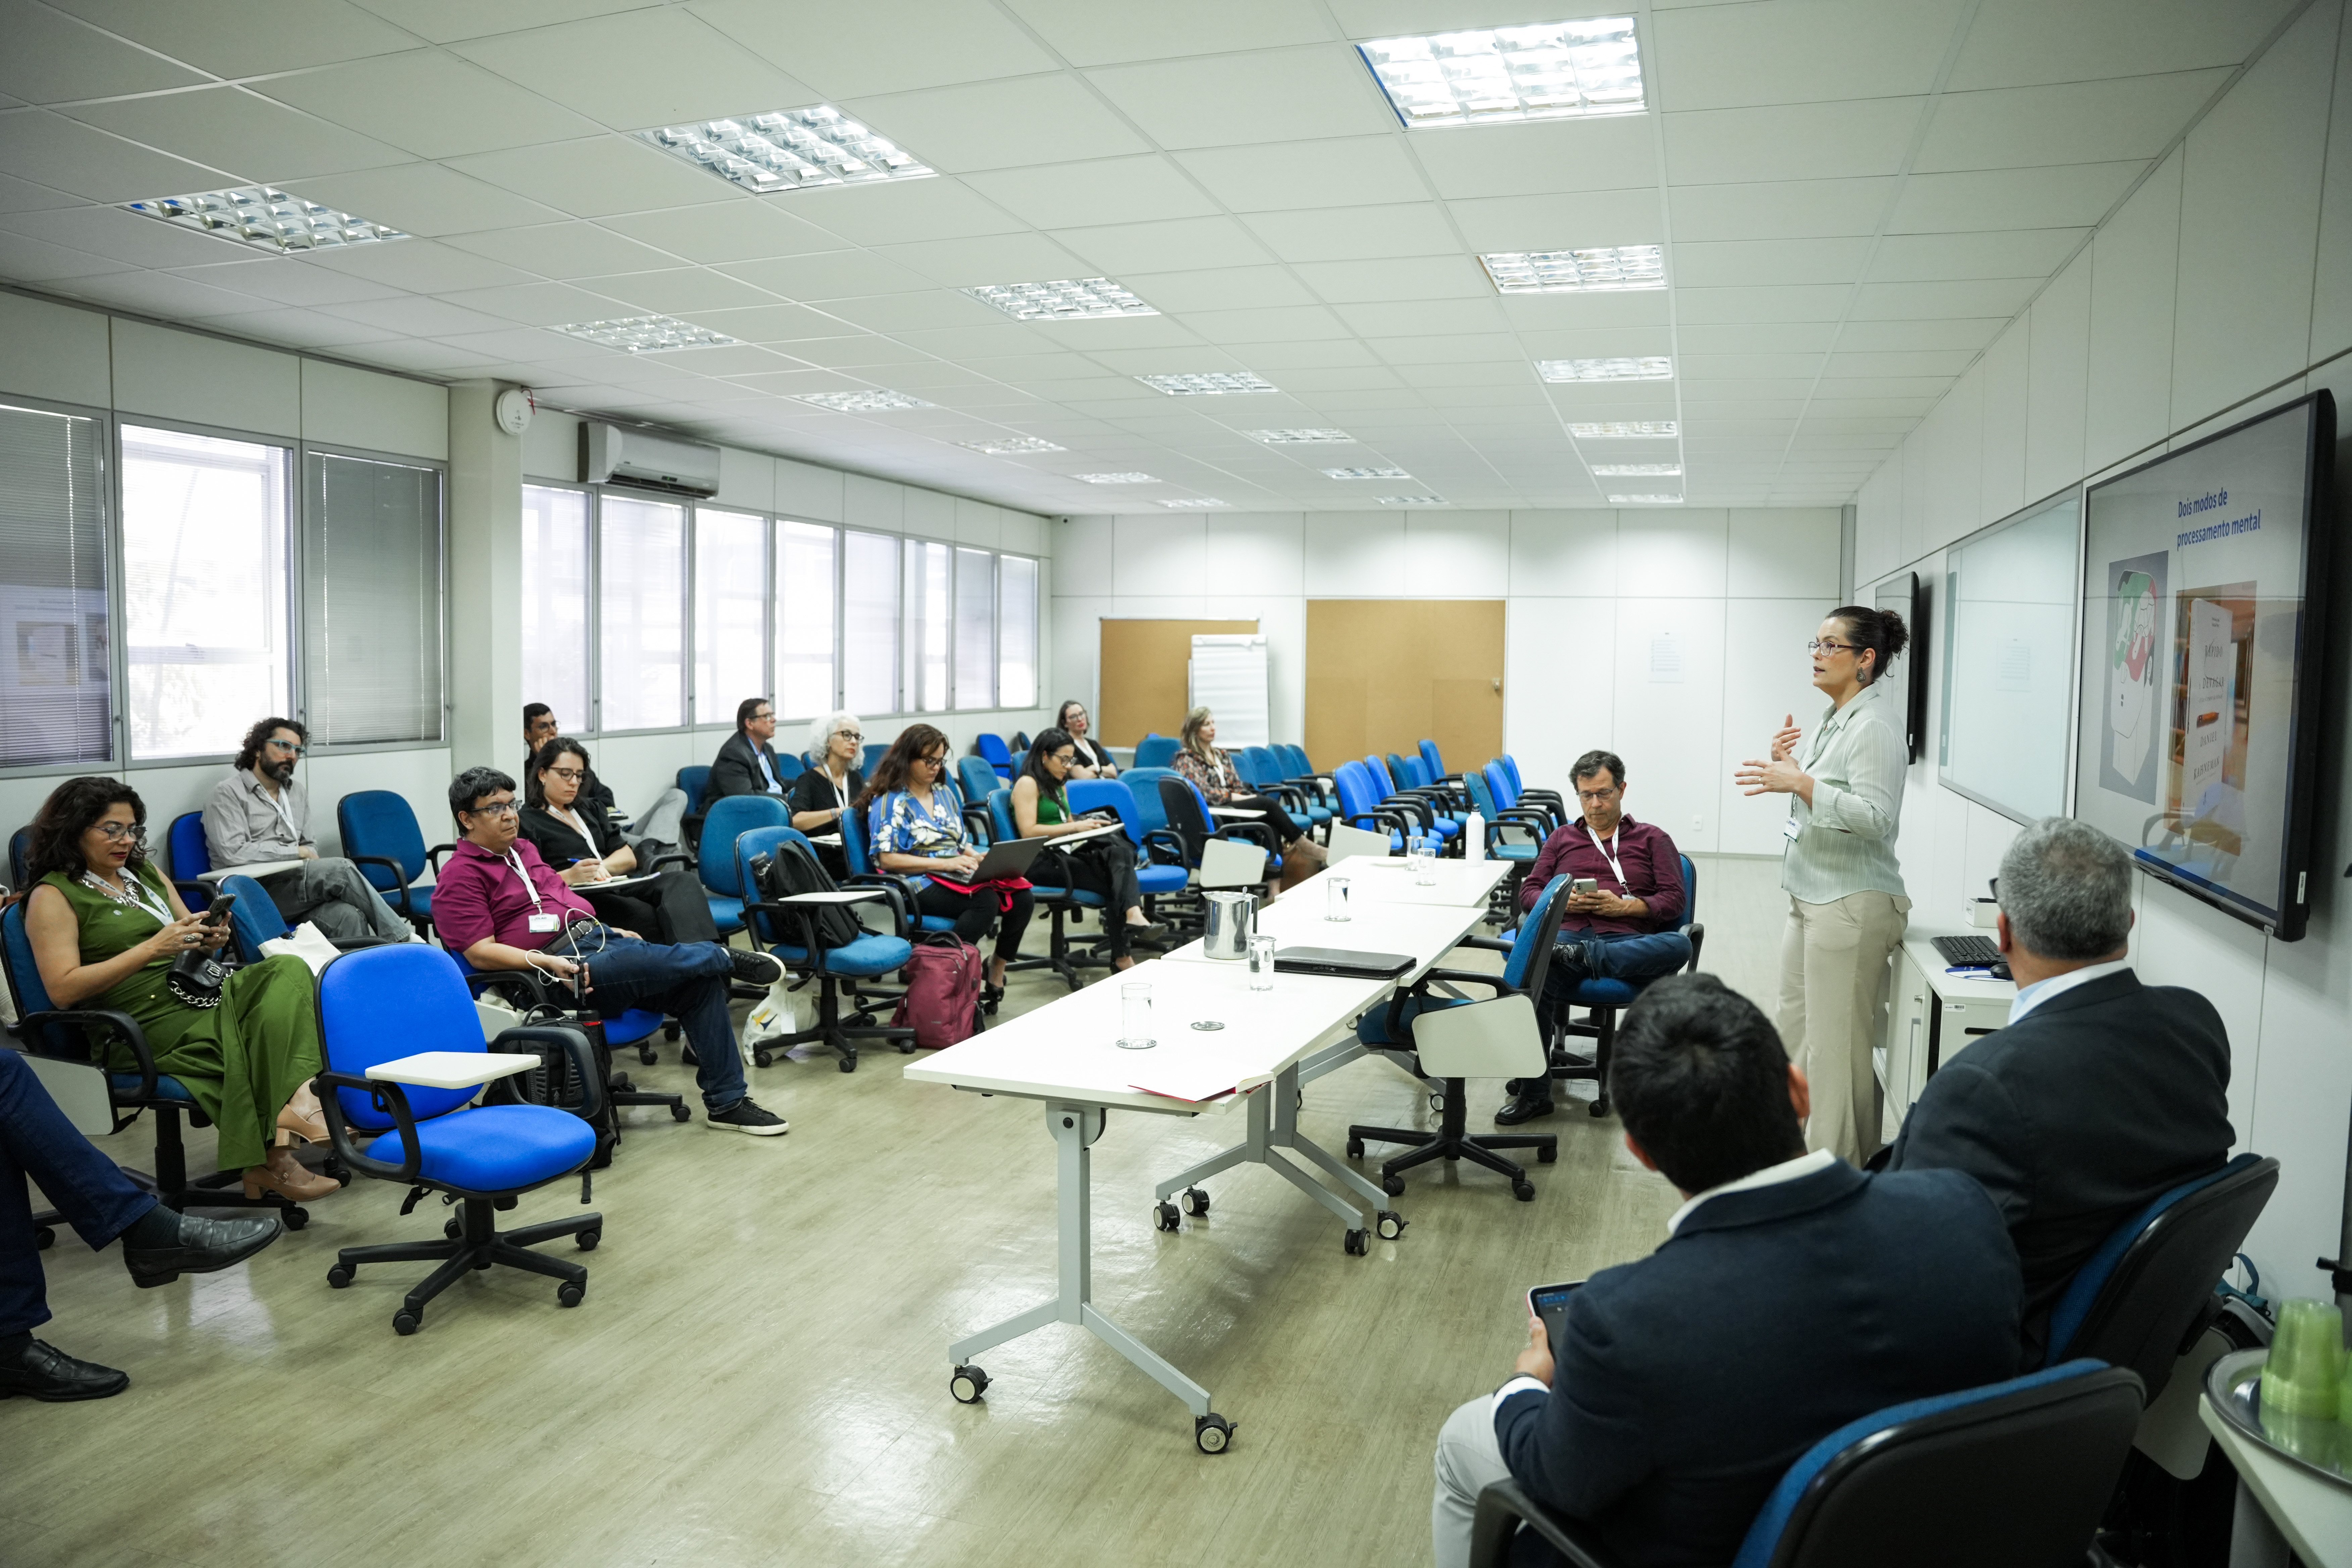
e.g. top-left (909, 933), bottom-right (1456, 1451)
top-left (1465, 808), bottom-right (1485, 862)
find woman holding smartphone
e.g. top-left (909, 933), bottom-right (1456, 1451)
top-left (1733, 606), bottom-right (1911, 1165)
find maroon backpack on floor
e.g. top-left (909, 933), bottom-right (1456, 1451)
top-left (892, 931), bottom-right (983, 1047)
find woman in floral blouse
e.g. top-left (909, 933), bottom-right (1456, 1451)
top-left (1170, 707), bottom-right (1327, 891)
top-left (858, 724), bottom-right (1034, 1009)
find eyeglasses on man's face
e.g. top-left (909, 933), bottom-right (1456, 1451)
top-left (92, 821), bottom-right (146, 842)
top-left (467, 799), bottom-right (520, 819)
top-left (266, 737), bottom-right (306, 756)
top-left (1575, 785), bottom-right (1621, 803)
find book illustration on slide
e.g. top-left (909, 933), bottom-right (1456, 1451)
top-left (2161, 582), bottom-right (2255, 884)
top-left (2101, 552), bottom-right (2166, 800)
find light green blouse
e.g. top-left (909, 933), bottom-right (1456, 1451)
top-left (1779, 679), bottom-right (1908, 904)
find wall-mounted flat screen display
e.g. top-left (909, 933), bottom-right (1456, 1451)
top-left (1940, 491), bottom-right (2080, 824)
top-left (1875, 569), bottom-right (1925, 762)
top-left (2072, 392), bottom-right (2335, 941)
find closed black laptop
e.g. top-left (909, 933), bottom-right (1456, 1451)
top-left (1270, 946), bottom-right (1415, 979)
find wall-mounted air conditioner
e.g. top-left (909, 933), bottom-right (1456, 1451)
top-left (580, 423), bottom-right (722, 498)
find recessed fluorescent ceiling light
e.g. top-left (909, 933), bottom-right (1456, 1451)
top-left (1378, 495), bottom-right (1447, 506)
top-left (1160, 498), bottom-right (1229, 508)
top-left (1360, 17), bottom-right (1643, 129)
top-left (1591, 463), bottom-right (1682, 476)
top-left (636, 107), bottom-right (932, 193)
top-left (965, 278), bottom-right (1157, 321)
top-left (1481, 245), bottom-right (1663, 294)
top-left (1609, 493), bottom-right (1682, 504)
top-left (122, 186), bottom-right (404, 254)
top-left (959, 436), bottom-right (1065, 455)
top-left (1540, 357), bottom-right (1673, 382)
top-left (1569, 421), bottom-right (1677, 438)
top-left (794, 390), bottom-right (933, 412)
top-left (1248, 428), bottom-right (1352, 443)
top-left (555, 315), bottom-right (741, 352)
top-left (1139, 373), bottom-right (1277, 395)
top-left (1076, 473), bottom-right (1157, 484)
top-left (1323, 467), bottom-right (1411, 480)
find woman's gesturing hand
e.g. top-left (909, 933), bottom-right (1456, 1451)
top-left (1769, 712), bottom-right (1803, 762)
top-left (145, 912), bottom-right (223, 960)
top-left (1734, 756), bottom-right (1809, 798)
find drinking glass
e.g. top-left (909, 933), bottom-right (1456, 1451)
top-left (1411, 836), bottom-right (1437, 884)
top-left (2261, 1298), bottom-right (2345, 1421)
top-left (1117, 981), bottom-right (1156, 1050)
top-left (1325, 873), bottom-right (1352, 922)
top-left (1248, 933), bottom-right (1276, 990)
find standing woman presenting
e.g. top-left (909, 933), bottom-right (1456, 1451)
top-left (1733, 606), bottom-right (1912, 1165)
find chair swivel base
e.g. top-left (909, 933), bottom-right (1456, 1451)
top-left (326, 1193), bottom-right (600, 1334)
top-left (753, 982), bottom-right (916, 1073)
top-left (1347, 1077), bottom-right (1557, 1202)
top-left (607, 1075), bottom-right (692, 1125)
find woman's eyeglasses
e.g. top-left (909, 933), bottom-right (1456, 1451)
top-left (546, 767), bottom-right (584, 782)
top-left (1806, 639), bottom-right (1859, 654)
top-left (93, 822), bottom-right (146, 842)
top-left (1050, 751), bottom-right (1077, 766)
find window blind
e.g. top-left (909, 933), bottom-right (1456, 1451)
top-left (693, 506), bottom-right (768, 726)
top-left (841, 529), bottom-right (898, 716)
top-left (905, 539), bottom-right (950, 713)
top-left (953, 547), bottom-right (995, 710)
top-left (598, 493), bottom-right (685, 730)
top-left (304, 453), bottom-right (443, 746)
top-left (521, 485), bottom-right (589, 728)
top-left (777, 520), bottom-right (836, 719)
top-left (998, 555), bottom-right (1038, 712)
top-left (0, 402), bottom-right (110, 769)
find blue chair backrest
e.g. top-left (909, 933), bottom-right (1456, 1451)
top-left (1419, 739), bottom-right (1446, 779)
top-left (218, 873), bottom-right (289, 963)
top-left (677, 766), bottom-right (712, 815)
top-left (1, 902), bottom-right (62, 1047)
top-left (1462, 770), bottom-right (1499, 818)
top-left (317, 945), bottom-right (484, 1129)
top-left (1503, 876), bottom-right (1573, 991)
top-left (976, 734), bottom-right (1015, 776)
top-left (1332, 760), bottom-right (1383, 825)
top-left (1392, 753), bottom-right (1431, 789)
top-left (1010, 731), bottom-right (1030, 752)
top-left (957, 756), bottom-right (1002, 806)
top-left (168, 812), bottom-right (211, 882)
top-left (839, 802), bottom-right (874, 875)
top-left (1134, 734), bottom-right (1178, 770)
top-left (732, 823), bottom-right (813, 946)
top-left (6, 827), bottom-right (28, 889)
top-left (985, 788), bottom-right (1021, 845)
top-left (1364, 755), bottom-right (1400, 796)
top-left (1675, 854), bottom-right (1698, 934)
top-left (699, 794), bottom-right (790, 896)
top-left (1501, 755), bottom-right (1526, 792)
top-left (1119, 767), bottom-right (1178, 835)
top-left (1483, 760), bottom-right (1520, 811)
top-left (1066, 779), bottom-right (1144, 845)
top-left (338, 790), bottom-right (428, 890)
top-left (1279, 744), bottom-right (1311, 778)
top-left (862, 742), bottom-right (889, 774)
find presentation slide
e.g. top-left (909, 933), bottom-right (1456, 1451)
top-left (2072, 393), bottom-right (2333, 938)
top-left (1939, 493), bottom-right (2080, 823)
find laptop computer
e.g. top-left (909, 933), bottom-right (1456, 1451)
top-left (1270, 946), bottom-right (1415, 979)
top-left (963, 833), bottom-right (1051, 883)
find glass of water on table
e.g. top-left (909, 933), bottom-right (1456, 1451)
top-left (1118, 981), bottom-right (1156, 1049)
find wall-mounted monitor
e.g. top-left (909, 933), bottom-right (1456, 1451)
top-left (2072, 391), bottom-right (2336, 941)
top-left (1939, 490), bottom-right (2081, 824)
top-left (1874, 569), bottom-right (1926, 762)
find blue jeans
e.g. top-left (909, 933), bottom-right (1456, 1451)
top-left (1540, 928), bottom-right (1694, 1016)
top-left (2, 1048), bottom-right (157, 1336)
top-left (567, 929), bottom-right (747, 1113)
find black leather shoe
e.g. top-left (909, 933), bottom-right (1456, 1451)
top-left (122, 1209), bottom-right (283, 1290)
top-left (0, 1339), bottom-right (129, 1402)
top-left (1494, 1090), bottom-right (1556, 1126)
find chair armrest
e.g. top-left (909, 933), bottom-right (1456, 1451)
top-left (1472, 1479), bottom-right (1623, 1568)
top-left (1494, 808), bottom-right (1553, 830)
top-left (173, 879), bottom-right (212, 910)
top-left (20, 1008), bottom-right (158, 1108)
top-left (492, 1023), bottom-right (603, 1123)
top-left (648, 851), bottom-right (690, 873)
top-left (425, 842), bottom-right (458, 875)
top-left (843, 873), bottom-right (917, 938)
top-left (1684, 922), bottom-right (1704, 971)
top-left (963, 804), bottom-right (996, 847)
top-left (347, 853), bottom-right (413, 914)
top-left (1417, 967), bottom-right (1514, 995)
top-left (1212, 821), bottom-right (1279, 854)
top-left (1455, 936), bottom-right (1514, 954)
top-left (1141, 828), bottom-right (1188, 866)
top-left (313, 1068), bottom-right (422, 1183)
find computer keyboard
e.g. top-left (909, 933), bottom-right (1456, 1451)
top-left (1930, 934), bottom-right (2002, 967)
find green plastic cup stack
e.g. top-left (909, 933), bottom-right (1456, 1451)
top-left (2260, 1298), bottom-right (2346, 1465)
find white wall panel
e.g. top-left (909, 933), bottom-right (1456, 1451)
top-left (714, 444), bottom-right (772, 511)
top-left (593, 730), bottom-right (705, 823)
top-left (2084, 149), bottom-right (2182, 475)
top-left (0, 291), bottom-right (110, 409)
top-left (1899, 435), bottom-right (1929, 567)
top-left (1716, 598), bottom-right (1836, 854)
top-left (1050, 593), bottom-right (1111, 716)
top-left (2314, 2), bottom-right (2352, 364)
top-left (1114, 514), bottom-right (1205, 595)
top-left (901, 484), bottom-right (954, 539)
top-left (1978, 320), bottom-right (2030, 522)
top-left (1503, 596), bottom-right (1614, 807)
top-left (954, 496), bottom-right (1001, 547)
top-left (1610, 596), bottom-right (1727, 853)
top-left (112, 318), bottom-right (300, 438)
top-left (302, 747), bottom-right (453, 861)
top-left (2244, 911), bottom-right (2352, 1290)
top-left (522, 407), bottom-right (581, 482)
top-left (1618, 509), bottom-right (1729, 597)
top-left (2134, 881), bottom-right (2272, 1157)
top-left (1928, 364), bottom-right (1983, 549)
top-left (1728, 508), bottom-right (1841, 598)
top-left (1206, 512), bottom-right (1305, 595)
top-left (1403, 510), bottom-right (1510, 595)
top-left (2024, 250), bottom-right (2091, 503)
top-left (1509, 509), bottom-right (1618, 596)
top-left (1302, 513), bottom-right (1410, 595)
top-left (1852, 461), bottom-right (1900, 586)
top-left (776, 457), bottom-right (844, 523)
top-left (1053, 516), bottom-right (1114, 594)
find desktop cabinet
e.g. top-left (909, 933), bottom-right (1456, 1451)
top-left (1879, 940), bottom-right (2014, 1140)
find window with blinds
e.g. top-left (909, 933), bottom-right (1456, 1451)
top-left (841, 529), bottom-right (898, 717)
top-left (905, 539), bottom-right (950, 713)
top-left (122, 425), bottom-right (292, 760)
top-left (303, 453), bottom-right (443, 746)
top-left (521, 485), bottom-right (589, 729)
top-left (778, 520), bottom-right (836, 720)
top-left (598, 493), bottom-right (685, 731)
top-left (998, 555), bottom-right (1038, 712)
top-left (693, 506), bottom-right (768, 726)
top-left (0, 402), bottom-right (110, 770)
top-left (953, 547), bottom-right (995, 710)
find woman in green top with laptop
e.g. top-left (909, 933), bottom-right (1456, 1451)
top-left (1010, 730), bottom-right (1167, 972)
top-left (1734, 606), bottom-right (1913, 1165)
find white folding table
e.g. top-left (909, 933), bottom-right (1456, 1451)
top-left (903, 957), bottom-right (1392, 1451)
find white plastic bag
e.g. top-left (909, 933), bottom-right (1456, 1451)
top-left (738, 978), bottom-right (812, 1065)
top-left (258, 921), bottom-right (342, 976)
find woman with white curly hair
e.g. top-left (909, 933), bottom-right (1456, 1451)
top-left (788, 710), bottom-right (866, 878)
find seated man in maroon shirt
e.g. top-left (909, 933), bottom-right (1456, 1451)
top-left (431, 766), bottom-right (788, 1138)
top-left (1499, 749), bottom-right (1690, 1125)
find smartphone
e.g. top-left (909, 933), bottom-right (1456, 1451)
top-left (1527, 1279), bottom-right (1583, 1352)
top-left (1571, 877), bottom-right (1599, 896)
top-left (201, 893), bottom-right (237, 926)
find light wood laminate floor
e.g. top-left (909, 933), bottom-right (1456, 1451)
top-left (6, 856), bottom-right (1793, 1568)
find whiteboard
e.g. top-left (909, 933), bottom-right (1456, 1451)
top-left (1939, 492), bottom-right (2080, 823)
top-left (1189, 634), bottom-right (1270, 748)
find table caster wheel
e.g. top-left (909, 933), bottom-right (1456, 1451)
top-left (392, 1309), bottom-right (421, 1336)
top-left (1381, 1173), bottom-right (1406, 1197)
top-left (445, 1217), bottom-right (462, 1240)
top-left (670, 1103), bottom-right (691, 1122)
top-left (1513, 1180), bottom-right (1536, 1202)
top-left (1537, 1144), bottom-right (1557, 1164)
top-left (950, 1365), bottom-right (989, 1404)
top-left (754, 1048), bottom-right (773, 1069)
top-left (33, 1225), bottom-right (54, 1251)
top-left (283, 1206), bottom-right (308, 1231)
top-left (639, 1045), bottom-right (658, 1066)
top-left (1343, 1228), bottom-right (1368, 1255)
top-left (1195, 1413), bottom-right (1234, 1454)
top-left (577, 1229), bottom-right (600, 1251)
top-left (557, 1280), bottom-right (585, 1308)
top-left (1376, 1211), bottom-right (1407, 1241)
top-left (326, 1263), bottom-right (354, 1288)
top-left (1182, 1187), bottom-right (1210, 1217)
top-left (1345, 1137), bottom-right (1365, 1159)
top-left (1154, 1201), bottom-right (1181, 1232)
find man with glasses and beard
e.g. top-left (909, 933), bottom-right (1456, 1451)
top-left (201, 717), bottom-right (416, 943)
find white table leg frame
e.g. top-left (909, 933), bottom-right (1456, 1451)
top-left (949, 1102), bottom-right (1235, 1453)
top-left (1152, 1059), bottom-right (1402, 1253)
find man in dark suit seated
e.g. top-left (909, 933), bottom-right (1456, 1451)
top-left (1429, 973), bottom-right (2022, 1568)
top-left (708, 696), bottom-right (790, 802)
top-left (1884, 816), bottom-right (2234, 1366)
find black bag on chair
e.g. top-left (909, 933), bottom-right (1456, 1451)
top-left (750, 840), bottom-right (864, 950)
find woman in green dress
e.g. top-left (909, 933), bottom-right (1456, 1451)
top-left (22, 776), bottom-right (338, 1203)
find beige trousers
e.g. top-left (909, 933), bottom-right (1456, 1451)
top-left (1777, 890), bottom-right (1910, 1165)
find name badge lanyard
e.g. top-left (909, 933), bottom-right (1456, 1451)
top-left (84, 869), bottom-right (172, 927)
top-left (1582, 822), bottom-right (1629, 893)
top-left (259, 781), bottom-right (302, 847)
top-left (506, 848), bottom-right (561, 934)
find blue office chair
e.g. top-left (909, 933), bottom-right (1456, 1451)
top-left (736, 825), bottom-right (915, 1072)
top-left (1066, 779), bottom-right (1188, 912)
top-left (165, 811), bottom-right (214, 909)
top-left (1010, 730), bottom-right (1031, 753)
top-left (1498, 754), bottom-right (1566, 818)
top-left (1483, 760), bottom-right (1563, 834)
top-left (841, 805), bottom-right (953, 938)
top-left (955, 757), bottom-right (1003, 845)
top-left (1238, 745), bottom-right (1329, 831)
top-left (1331, 760), bottom-right (1419, 849)
top-left (695, 794), bottom-right (788, 938)
top-left (1367, 754), bottom-right (1461, 846)
top-left (216, 873), bottom-right (397, 966)
top-left (337, 790), bottom-right (451, 937)
top-left (975, 733), bottom-right (1016, 781)
top-left (1154, 775), bottom-right (1278, 897)
top-left (6, 826), bottom-right (28, 890)
top-left (675, 764), bottom-right (715, 859)
top-left (1538, 854), bottom-right (1706, 1120)
top-left (1134, 734), bottom-right (1179, 770)
top-left (2041, 1153), bottom-right (2278, 1395)
top-left (986, 787), bottom-right (1112, 991)
top-left (1346, 874), bottom-right (1573, 1200)
top-left (445, 948), bottom-right (687, 1127)
top-left (1418, 738), bottom-right (1469, 789)
top-left (1462, 769), bottom-right (1550, 914)
top-left (862, 742), bottom-right (890, 774)
top-left (1, 901), bottom-right (319, 1226)
top-left (313, 944), bottom-right (603, 1334)
top-left (1474, 1360), bottom-right (2144, 1568)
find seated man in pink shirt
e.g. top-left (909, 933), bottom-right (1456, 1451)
top-left (431, 766), bottom-right (787, 1137)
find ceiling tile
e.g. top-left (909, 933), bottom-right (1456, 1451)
top-left (1820, 349), bottom-right (1979, 378)
top-left (1831, 316), bottom-right (2007, 351)
top-left (166, 255), bottom-right (405, 306)
top-left (319, 294), bottom-right (521, 337)
top-left (1865, 228), bottom-right (2086, 281)
top-left (686, 302), bottom-right (866, 343)
top-left (1671, 237), bottom-right (1871, 288)
top-left (0, 0), bottom-right (209, 104)
top-left (1670, 176), bottom-right (1894, 241)
top-left (1655, 0), bottom-right (1967, 110)
top-left (693, 0), bottom-right (1059, 98)
top-left (58, 88), bottom-right (413, 185)
top-left (443, 220), bottom-right (679, 279)
top-left (842, 75), bottom-right (1151, 174)
top-left (0, 201), bottom-right (253, 268)
top-left (434, 280), bottom-right (637, 327)
top-left (821, 290), bottom-right (1006, 333)
top-left (1946, 0), bottom-right (2301, 91)
top-left (295, 162), bottom-right (568, 237)
top-left (56, 265), bottom-right (264, 317)
top-left (1097, 265), bottom-right (1318, 312)
top-left (578, 266), bottom-right (779, 313)
top-left (203, 305), bottom-right (405, 350)
top-left (1666, 99), bottom-right (1925, 185)
top-left (1916, 70), bottom-right (2234, 173)
top-left (1293, 255), bottom-right (1490, 303)
top-left (443, 137), bottom-right (741, 219)
top-left (1243, 202), bottom-right (1458, 262)
top-left (0, 108), bottom-right (231, 201)
top-left (1002, 0), bottom-right (1338, 67)
top-left (1173, 304), bottom-right (1352, 342)
top-left (0, 171), bottom-right (80, 214)
top-left (1498, 292), bottom-right (1671, 331)
top-left (1229, 338), bottom-right (1383, 369)
top-left (258, 51), bottom-right (603, 160)
top-left (450, 11), bottom-right (819, 131)
top-left (1031, 315), bottom-right (1204, 350)
top-left (867, 231), bottom-right (1092, 288)
top-left (1445, 190), bottom-right (1665, 250)
top-left (0, 226), bottom-right (126, 281)
top-left (963, 155), bottom-right (1220, 229)
top-left (1677, 322), bottom-right (1839, 353)
top-left (292, 237), bottom-right (536, 292)
top-left (1373, 333), bottom-right (1522, 365)
top-left (1885, 162), bottom-right (2143, 232)
top-left (1053, 215), bottom-right (1274, 275)
top-left (1848, 278), bottom-right (2039, 318)
top-left (1406, 117), bottom-right (1659, 201)
top-left (48, 0), bottom-right (418, 77)
top-left (892, 322), bottom-right (1061, 357)
top-left (1085, 48), bottom-right (1396, 151)
top-left (593, 200), bottom-right (845, 265)
top-left (1332, 298), bottom-right (1508, 336)
top-left (789, 179), bottom-right (1028, 247)
top-left (1676, 285), bottom-right (1852, 323)
top-left (721, 249), bottom-right (935, 300)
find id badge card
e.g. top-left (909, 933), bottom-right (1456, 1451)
top-left (1782, 816), bottom-right (1803, 843)
top-left (527, 911), bottom-right (559, 934)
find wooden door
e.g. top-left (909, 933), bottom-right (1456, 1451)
top-left (1305, 600), bottom-right (1505, 771)
top-left (1097, 618), bottom-right (1258, 746)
